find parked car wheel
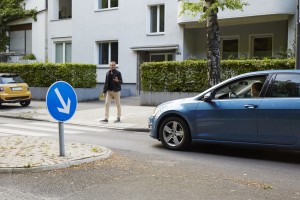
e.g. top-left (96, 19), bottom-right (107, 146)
top-left (20, 100), bottom-right (31, 107)
top-left (159, 117), bottom-right (191, 150)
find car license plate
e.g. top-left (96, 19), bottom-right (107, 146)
top-left (11, 87), bottom-right (22, 91)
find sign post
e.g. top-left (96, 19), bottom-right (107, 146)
top-left (46, 81), bottom-right (78, 156)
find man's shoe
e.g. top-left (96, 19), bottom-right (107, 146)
top-left (114, 118), bottom-right (120, 123)
top-left (100, 119), bottom-right (108, 122)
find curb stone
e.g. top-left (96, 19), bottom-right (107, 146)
top-left (0, 147), bottom-right (113, 174)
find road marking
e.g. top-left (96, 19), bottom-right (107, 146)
top-left (28, 122), bottom-right (106, 132)
top-left (1, 124), bottom-right (81, 134)
top-left (0, 127), bottom-right (49, 137)
top-left (0, 122), bottom-right (106, 138)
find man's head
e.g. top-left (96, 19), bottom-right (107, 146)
top-left (109, 61), bottom-right (116, 71)
top-left (251, 82), bottom-right (263, 97)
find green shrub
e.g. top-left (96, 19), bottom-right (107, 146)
top-left (21, 53), bottom-right (36, 60)
top-left (141, 59), bottom-right (295, 92)
top-left (0, 63), bottom-right (97, 88)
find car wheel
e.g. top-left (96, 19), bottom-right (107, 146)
top-left (20, 100), bottom-right (31, 107)
top-left (159, 117), bottom-right (191, 150)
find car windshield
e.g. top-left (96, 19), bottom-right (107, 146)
top-left (0, 76), bottom-right (25, 84)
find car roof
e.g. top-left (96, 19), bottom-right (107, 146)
top-left (194, 69), bottom-right (300, 99)
top-left (240, 69), bottom-right (300, 76)
top-left (226, 70), bottom-right (300, 81)
top-left (0, 73), bottom-right (19, 77)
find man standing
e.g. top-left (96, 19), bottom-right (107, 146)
top-left (100, 61), bottom-right (122, 123)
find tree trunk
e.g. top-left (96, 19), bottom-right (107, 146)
top-left (206, 0), bottom-right (221, 87)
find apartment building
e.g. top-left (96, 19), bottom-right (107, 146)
top-left (6, 0), bottom-right (298, 96)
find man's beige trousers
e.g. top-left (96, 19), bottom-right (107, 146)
top-left (104, 91), bottom-right (121, 120)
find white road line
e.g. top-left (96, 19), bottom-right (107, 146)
top-left (28, 122), bottom-right (106, 132)
top-left (0, 128), bottom-right (49, 137)
top-left (1, 124), bottom-right (81, 134)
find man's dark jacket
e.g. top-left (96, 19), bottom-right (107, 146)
top-left (103, 69), bottom-right (122, 93)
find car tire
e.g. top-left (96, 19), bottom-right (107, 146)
top-left (20, 100), bottom-right (31, 107)
top-left (159, 117), bottom-right (191, 150)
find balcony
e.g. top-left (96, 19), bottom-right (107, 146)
top-left (178, 0), bottom-right (297, 27)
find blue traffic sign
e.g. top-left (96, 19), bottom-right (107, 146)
top-left (46, 81), bottom-right (77, 122)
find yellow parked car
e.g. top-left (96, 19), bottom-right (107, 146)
top-left (0, 73), bottom-right (31, 107)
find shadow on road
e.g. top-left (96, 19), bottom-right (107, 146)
top-left (187, 142), bottom-right (300, 164)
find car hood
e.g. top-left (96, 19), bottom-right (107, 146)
top-left (157, 97), bottom-right (198, 111)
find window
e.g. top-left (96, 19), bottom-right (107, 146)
top-left (149, 5), bottom-right (165, 33)
top-left (251, 36), bottom-right (272, 58)
top-left (150, 53), bottom-right (174, 62)
top-left (98, 41), bottom-right (118, 65)
top-left (98, 0), bottom-right (118, 9)
top-left (222, 38), bottom-right (238, 60)
top-left (59, 0), bottom-right (72, 19)
top-left (214, 76), bottom-right (267, 99)
top-left (9, 24), bottom-right (32, 54)
top-left (267, 74), bottom-right (300, 98)
top-left (55, 42), bottom-right (72, 63)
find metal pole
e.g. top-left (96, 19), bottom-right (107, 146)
top-left (59, 122), bottom-right (65, 156)
top-left (296, 0), bottom-right (300, 69)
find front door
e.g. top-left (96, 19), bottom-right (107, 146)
top-left (196, 75), bottom-right (268, 143)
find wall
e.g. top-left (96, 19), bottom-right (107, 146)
top-left (70, 0), bottom-right (184, 96)
top-left (140, 91), bottom-right (199, 106)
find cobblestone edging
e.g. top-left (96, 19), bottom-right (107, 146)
top-left (0, 136), bottom-right (112, 173)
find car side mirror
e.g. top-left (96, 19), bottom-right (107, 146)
top-left (203, 92), bottom-right (212, 102)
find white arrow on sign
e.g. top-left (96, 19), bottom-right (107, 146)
top-left (54, 88), bottom-right (71, 114)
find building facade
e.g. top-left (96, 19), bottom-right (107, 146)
top-left (6, 0), bottom-right (298, 96)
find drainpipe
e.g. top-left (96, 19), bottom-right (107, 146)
top-left (296, 0), bottom-right (300, 69)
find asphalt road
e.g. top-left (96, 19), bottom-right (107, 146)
top-left (0, 117), bottom-right (300, 200)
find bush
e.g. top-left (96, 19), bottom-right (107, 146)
top-left (141, 59), bottom-right (295, 92)
top-left (0, 63), bottom-right (97, 88)
top-left (21, 53), bottom-right (36, 60)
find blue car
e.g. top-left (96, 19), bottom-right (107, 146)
top-left (149, 70), bottom-right (300, 150)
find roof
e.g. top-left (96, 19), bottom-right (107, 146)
top-left (0, 73), bottom-right (19, 77)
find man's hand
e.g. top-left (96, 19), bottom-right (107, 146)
top-left (113, 77), bottom-right (119, 82)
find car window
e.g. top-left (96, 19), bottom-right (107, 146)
top-left (0, 76), bottom-right (24, 84)
top-left (214, 76), bottom-right (267, 99)
top-left (267, 74), bottom-right (300, 98)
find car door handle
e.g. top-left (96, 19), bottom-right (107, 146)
top-left (244, 104), bottom-right (258, 109)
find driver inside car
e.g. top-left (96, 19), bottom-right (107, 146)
top-left (251, 82), bottom-right (263, 97)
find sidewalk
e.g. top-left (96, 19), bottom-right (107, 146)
top-left (0, 97), bottom-right (155, 173)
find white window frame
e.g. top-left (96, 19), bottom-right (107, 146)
top-left (147, 4), bottom-right (165, 35)
top-left (150, 53), bottom-right (174, 62)
top-left (249, 34), bottom-right (274, 58)
top-left (221, 36), bottom-right (240, 60)
top-left (95, 0), bottom-right (118, 11)
top-left (96, 41), bottom-right (118, 67)
top-left (54, 41), bottom-right (72, 63)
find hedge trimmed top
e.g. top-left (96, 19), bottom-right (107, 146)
top-left (0, 63), bottom-right (97, 88)
top-left (141, 59), bottom-right (295, 92)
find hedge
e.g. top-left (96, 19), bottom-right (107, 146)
top-left (0, 63), bottom-right (96, 88)
top-left (141, 59), bottom-right (295, 92)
